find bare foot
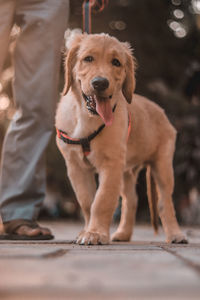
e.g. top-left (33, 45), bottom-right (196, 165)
top-left (3, 220), bottom-right (53, 239)
top-left (16, 225), bottom-right (52, 237)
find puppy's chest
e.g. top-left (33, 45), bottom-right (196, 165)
top-left (66, 143), bottom-right (98, 171)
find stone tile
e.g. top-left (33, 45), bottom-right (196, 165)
top-left (162, 245), bottom-right (200, 268)
top-left (0, 222), bottom-right (200, 300)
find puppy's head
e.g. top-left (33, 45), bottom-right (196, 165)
top-left (63, 33), bottom-right (136, 126)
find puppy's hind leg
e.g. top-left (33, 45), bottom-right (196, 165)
top-left (112, 169), bottom-right (139, 242)
top-left (152, 142), bottom-right (188, 244)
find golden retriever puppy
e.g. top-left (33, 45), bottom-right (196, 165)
top-left (55, 33), bottom-right (187, 245)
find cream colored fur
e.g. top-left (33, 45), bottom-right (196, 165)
top-left (55, 33), bottom-right (187, 245)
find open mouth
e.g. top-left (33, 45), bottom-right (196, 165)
top-left (82, 92), bottom-right (114, 126)
top-left (82, 93), bottom-right (98, 115)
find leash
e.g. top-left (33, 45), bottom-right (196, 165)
top-left (82, 0), bottom-right (109, 33)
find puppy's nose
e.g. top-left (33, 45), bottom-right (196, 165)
top-left (91, 77), bottom-right (109, 91)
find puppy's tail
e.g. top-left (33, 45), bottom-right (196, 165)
top-left (146, 165), bottom-right (159, 233)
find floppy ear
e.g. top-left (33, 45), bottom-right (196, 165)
top-left (122, 43), bottom-right (136, 104)
top-left (62, 35), bottom-right (83, 96)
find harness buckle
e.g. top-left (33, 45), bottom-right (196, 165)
top-left (80, 138), bottom-right (91, 154)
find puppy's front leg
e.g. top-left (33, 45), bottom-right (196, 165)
top-left (79, 166), bottom-right (123, 245)
top-left (66, 160), bottom-right (96, 241)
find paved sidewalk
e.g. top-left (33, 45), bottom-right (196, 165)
top-left (0, 221), bottom-right (200, 300)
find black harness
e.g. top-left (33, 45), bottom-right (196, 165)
top-left (57, 104), bottom-right (117, 156)
top-left (56, 104), bottom-right (132, 156)
top-left (57, 123), bottom-right (105, 156)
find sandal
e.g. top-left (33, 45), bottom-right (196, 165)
top-left (0, 219), bottom-right (54, 240)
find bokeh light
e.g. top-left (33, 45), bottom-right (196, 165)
top-left (173, 9), bottom-right (184, 19)
top-left (168, 20), bottom-right (187, 38)
top-left (0, 94), bottom-right (10, 111)
top-left (192, 0), bottom-right (200, 13)
top-left (171, 0), bottom-right (182, 6)
top-left (109, 20), bottom-right (127, 31)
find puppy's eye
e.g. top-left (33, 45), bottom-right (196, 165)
top-left (84, 56), bottom-right (94, 62)
top-left (112, 58), bottom-right (121, 67)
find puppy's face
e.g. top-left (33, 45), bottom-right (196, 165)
top-left (64, 34), bottom-right (136, 126)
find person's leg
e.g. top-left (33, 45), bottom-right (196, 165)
top-left (0, 0), bottom-right (15, 74)
top-left (0, 0), bottom-right (15, 235)
top-left (0, 0), bottom-right (69, 236)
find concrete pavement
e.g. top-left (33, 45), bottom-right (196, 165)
top-left (0, 221), bottom-right (200, 300)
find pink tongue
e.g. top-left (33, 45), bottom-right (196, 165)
top-left (95, 97), bottom-right (113, 126)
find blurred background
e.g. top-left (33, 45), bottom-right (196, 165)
top-left (0, 0), bottom-right (200, 225)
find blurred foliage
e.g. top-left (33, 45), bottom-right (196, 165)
top-left (0, 0), bottom-right (200, 223)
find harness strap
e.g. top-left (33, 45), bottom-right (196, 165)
top-left (57, 124), bottom-right (105, 156)
top-left (57, 109), bottom-right (132, 157)
top-left (127, 111), bottom-right (131, 141)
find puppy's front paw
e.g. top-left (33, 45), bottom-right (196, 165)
top-left (111, 231), bottom-right (131, 242)
top-left (76, 231), bottom-right (109, 245)
top-left (167, 234), bottom-right (188, 244)
top-left (75, 230), bottom-right (86, 244)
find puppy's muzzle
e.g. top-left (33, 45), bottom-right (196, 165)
top-left (91, 77), bottom-right (109, 92)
